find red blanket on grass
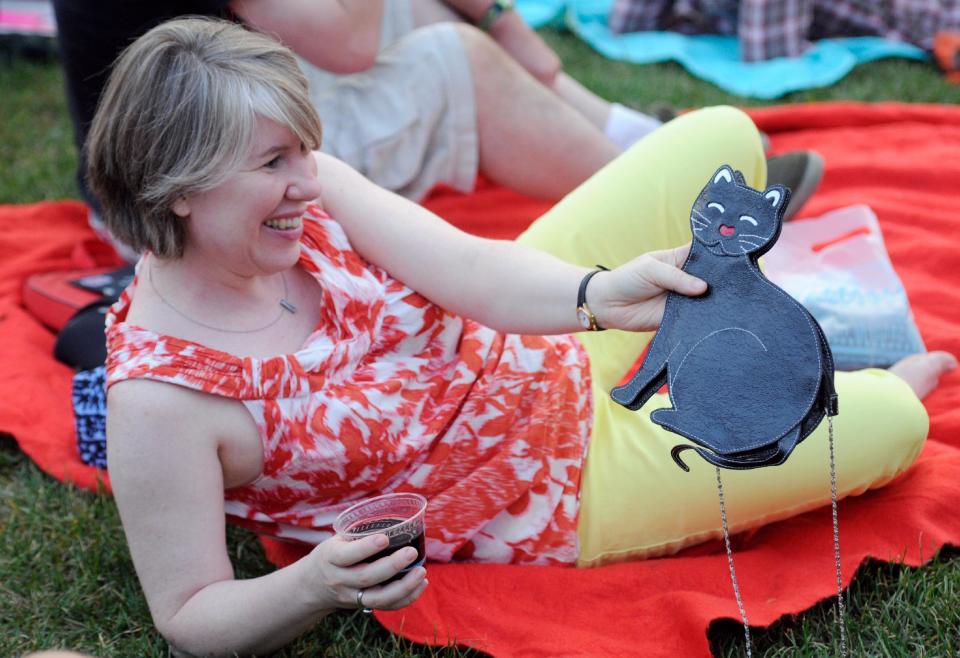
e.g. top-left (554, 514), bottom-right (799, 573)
top-left (1, 102), bottom-right (958, 657)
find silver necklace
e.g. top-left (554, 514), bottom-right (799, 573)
top-left (148, 261), bottom-right (298, 334)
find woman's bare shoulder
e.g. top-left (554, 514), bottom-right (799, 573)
top-left (107, 379), bottom-right (262, 488)
top-left (106, 379), bottom-right (222, 457)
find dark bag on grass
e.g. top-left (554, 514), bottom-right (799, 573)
top-left (54, 293), bottom-right (123, 470)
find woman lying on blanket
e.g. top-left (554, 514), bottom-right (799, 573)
top-left (88, 17), bottom-right (956, 657)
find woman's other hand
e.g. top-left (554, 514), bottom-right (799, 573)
top-left (304, 534), bottom-right (428, 612)
top-left (591, 243), bottom-right (707, 332)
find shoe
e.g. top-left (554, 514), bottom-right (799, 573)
top-left (766, 150), bottom-right (824, 221)
top-left (647, 101), bottom-right (679, 123)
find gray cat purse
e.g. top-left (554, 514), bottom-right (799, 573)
top-left (610, 165), bottom-right (847, 656)
top-left (611, 164), bottom-right (839, 471)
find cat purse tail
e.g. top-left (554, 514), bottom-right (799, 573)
top-left (610, 165), bottom-right (845, 656)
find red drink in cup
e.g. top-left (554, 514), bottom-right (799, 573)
top-left (334, 493), bottom-right (427, 585)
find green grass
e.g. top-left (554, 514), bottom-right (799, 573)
top-left (0, 58), bottom-right (78, 203)
top-left (0, 439), bottom-right (476, 658)
top-left (2, 30), bottom-right (959, 658)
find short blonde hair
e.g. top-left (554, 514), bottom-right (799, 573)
top-left (86, 17), bottom-right (323, 258)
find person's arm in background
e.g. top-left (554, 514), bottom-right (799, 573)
top-left (443, 0), bottom-right (561, 85)
top-left (738, 0), bottom-right (813, 61)
top-left (230, 0), bottom-right (385, 72)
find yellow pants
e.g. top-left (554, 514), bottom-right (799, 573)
top-left (517, 106), bottom-right (929, 567)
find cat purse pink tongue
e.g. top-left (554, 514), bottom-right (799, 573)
top-left (611, 165), bottom-right (845, 657)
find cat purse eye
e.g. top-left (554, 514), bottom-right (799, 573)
top-left (611, 165), bottom-right (845, 656)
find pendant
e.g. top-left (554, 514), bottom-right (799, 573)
top-left (279, 298), bottom-right (297, 314)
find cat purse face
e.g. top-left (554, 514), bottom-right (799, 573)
top-left (611, 165), bottom-right (839, 471)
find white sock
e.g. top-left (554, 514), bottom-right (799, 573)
top-left (604, 102), bottom-right (662, 150)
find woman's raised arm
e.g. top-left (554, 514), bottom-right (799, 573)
top-left (315, 152), bottom-right (706, 336)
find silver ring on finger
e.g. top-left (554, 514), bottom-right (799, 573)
top-left (356, 589), bottom-right (373, 614)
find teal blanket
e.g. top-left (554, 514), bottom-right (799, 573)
top-left (517, 0), bottom-right (928, 99)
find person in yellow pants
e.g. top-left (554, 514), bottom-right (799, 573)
top-left (517, 105), bottom-right (940, 566)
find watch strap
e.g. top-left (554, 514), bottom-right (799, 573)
top-left (577, 265), bottom-right (610, 331)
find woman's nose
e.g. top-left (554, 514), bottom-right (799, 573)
top-left (287, 157), bottom-right (322, 200)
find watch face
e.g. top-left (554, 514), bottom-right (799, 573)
top-left (577, 308), bottom-right (592, 330)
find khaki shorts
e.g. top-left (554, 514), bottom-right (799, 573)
top-left (300, 1), bottom-right (478, 201)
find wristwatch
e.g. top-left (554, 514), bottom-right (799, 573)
top-left (576, 266), bottom-right (609, 331)
top-left (477, 0), bottom-right (515, 31)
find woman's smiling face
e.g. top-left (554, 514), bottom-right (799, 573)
top-left (172, 116), bottom-right (322, 275)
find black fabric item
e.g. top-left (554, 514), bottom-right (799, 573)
top-left (73, 366), bottom-right (108, 469)
top-left (611, 165), bottom-right (838, 471)
top-left (51, 0), bottom-right (232, 209)
top-left (54, 299), bottom-right (114, 371)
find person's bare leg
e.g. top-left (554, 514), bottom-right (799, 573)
top-left (455, 23), bottom-right (620, 199)
top-left (889, 351), bottom-right (957, 400)
top-left (550, 72), bottom-right (612, 129)
top-left (411, 0), bottom-right (612, 127)
top-left (410, 0), bottom-right (657, 146)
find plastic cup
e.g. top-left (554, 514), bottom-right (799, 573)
top-left (334, 493), bottom-right (427, 584)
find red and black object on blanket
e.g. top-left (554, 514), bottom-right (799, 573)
top-left (1, 103), bottom-right (959, 658)
top-left (20, 237), bottom-right (126, 331)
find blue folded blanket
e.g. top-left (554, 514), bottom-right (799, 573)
top-left (517, 0), bottom-right (928, 99)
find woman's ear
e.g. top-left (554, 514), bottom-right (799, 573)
top-left (171, 195), bottom-right (190, 218)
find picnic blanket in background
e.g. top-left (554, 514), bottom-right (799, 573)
top-left (515, 0), bottom-right (929, 98)
top-left (2, 102), bottom-right (959, 657)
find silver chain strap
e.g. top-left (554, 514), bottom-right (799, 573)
top-left (716, 414), bottom-right (848, 657)
top-left (715, 465), bottom-right (753, 658)
top-left (829, 415), bottom-right (848, 657)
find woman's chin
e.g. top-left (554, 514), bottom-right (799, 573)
top-left (258, 225), bottom-right (303, 269)
top-left (272, 247), bottom-right (302, 273)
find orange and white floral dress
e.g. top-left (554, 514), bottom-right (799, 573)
top-left (106, 206), bottom-right (593, 565)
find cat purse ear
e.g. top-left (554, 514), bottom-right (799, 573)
top-left (611, 164), bottom-right (838, 471)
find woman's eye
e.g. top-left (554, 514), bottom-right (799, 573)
top-left (264, 156), bottom-right (282, 169)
